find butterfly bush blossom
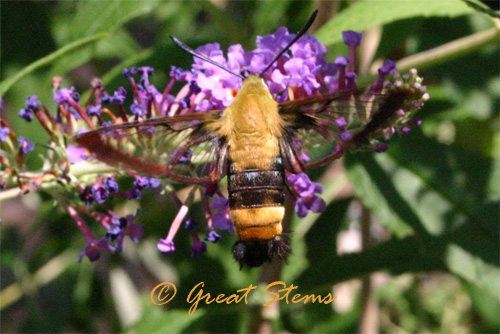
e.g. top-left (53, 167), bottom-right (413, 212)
top-left (0, 29), bottom-right (428, 262)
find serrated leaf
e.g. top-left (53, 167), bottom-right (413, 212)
top-left (316, 0), bottom-right (475, 46)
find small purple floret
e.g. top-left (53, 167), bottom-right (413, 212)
top-left (87, 104), bottom-right (101, 116)
top-left (130, 103), bottom-right (146, 117)
top-left (288, 173), bottom-right (327, 218)
top-left (205, 230), bottom-right (221, 243)
top-left (0, 127), bottom-right (10, 142)
top-left (335, 117), bottom-right (347, 128)
top-left (18, 137), bottom-right (34, 153)
top-left (334, 56), bottom-right (349, 67)
top-left (18, 109), bottom-right (34, 122)
top-left (158, 239), bottom-right (175, 254)
top-left (104, 177), bottom-right (119, 192)
top-left (190, 241), bottom-right (207, 257)
top-left (92, 185), bottom-right (110, 204)
top-left (342, 31), bottom-right (362, 47)
top-left (80, 187), bottom-right (95, 206)
top-left (134, 176), bottom-right (150, 190)
top-left (25, 95), bottom-right (41, 109)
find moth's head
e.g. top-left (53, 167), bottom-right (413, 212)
top-left (233, 235), bottom-right (291, 268)
top-left (239, 75), bottom-right (271, 97)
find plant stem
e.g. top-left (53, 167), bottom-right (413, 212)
top-left (0, 161), bottom-right (116, 202)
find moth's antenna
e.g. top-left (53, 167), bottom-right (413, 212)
top-left (169, 35), bottom-right (246, 80)
top-left (260, 10), bottom-right (318, 77)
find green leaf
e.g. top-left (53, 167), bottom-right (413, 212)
top-left (446, 202), bottom-right (500, 301)
top-left (345, 132), bottom-right (499, 300)
top-left (316, 0), bottom-right (476, 46)
top-left (126, 308), bottom-right (204, 334)
top-left (344, 153), bottom-right (420, 237)
top-left (0, 33), bottom-right (108, 96)
top-left (66, 0), bottom-right (161, 42)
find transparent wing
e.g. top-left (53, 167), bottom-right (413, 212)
top-left (75, 110), bottom-right (227, 184)
top-left (279, 88), bottom-right (417, 172)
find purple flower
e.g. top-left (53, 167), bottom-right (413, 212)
top-left (18, 108), bottom-right (34, 122)
top-left (138, 66), bottom-right (154, 82)
top-left (295, 195), bottom-right (327, 218)
top-left (379, 60), bottom-right (396, 75)
top-left (149, 177), bottom-right (161, 188)
top-left (18, 137), bottom-right (34, 153)
top-left (106, 213), bottom-right (144, 251)
top-left (25, 95), bottom-right (41, 109)
top-left (288, 173), bottom-right (326, 218)
top-left (334, 56), bottom-right (349, 67)
top-left (401, 125), bottom-right (411, 134)
top-left (104, 177), bottom-right (119, 192)
top-left (158, 239), bottom-right (175, 254)
top-left (106, 216), bottom-right (124, 241)
top-left (87, 104), bottom-right (101, 116)
top-left (0, 127), bottom-right (10, 142)
top-left (80, 187), bottom-right (95, 206)
top-left (287, 173), bottom-right (316, 198)
top-left (78, 238), bottom-right (114, 262)
top-left (101, 121), bottom-right (113, 128)
top-left (170, 66), bottom-right (192, 81)
top-left (340, 130), bottom-right (352, 141)
top-left (205, 230), bottom-right (221, 243)
top-left (92, 184), bottom-right (110, 204)
top-left (190, 240), bottom-right (207, 257)
top-left (375, 143), bottom-right (389, 153)
top-left (342, 31), bottom-right (363, 47)
top-left (102, 87), bottom-right (127, 104)
top-left (300, 152), bottom-right (311, 163)
top-left (139, 66), bottom-right (154, 75)
top-left (123, 67), bottom-right (138, 78)
top-left (335, 117), bottom-right (347, 128)
top-left (134, 176), bottom-right (150, 190)
top-left (210, 197), bottom-right (232, 231)
top-left (128, 188), bottom-right (142, 200)
top-left (54, 87), bottom-right (77, 105)
top-left (67, 145), bottom-right (89, 163)
top-left (256, 26), bottom-right (295, 55)
top-left (130, 103), bottom-right (146, 117)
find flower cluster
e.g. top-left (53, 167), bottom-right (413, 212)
top-left (0, 27), bottom-right (427, 263)
top-left (287, 173), bottom-right (326, 218)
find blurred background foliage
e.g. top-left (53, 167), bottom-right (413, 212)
top-left (0, 0), bottom-right (499, 333)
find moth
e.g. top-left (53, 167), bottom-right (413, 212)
top-left (76, 11), bottom-right (424, 267)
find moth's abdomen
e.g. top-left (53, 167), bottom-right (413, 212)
top-left (228, 160), bottom-right (290, 268)
top-left (228, 161), bottom-right (285, 241)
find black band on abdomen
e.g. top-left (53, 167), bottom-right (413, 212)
top-left (228, 163), bottom-right (285, 209)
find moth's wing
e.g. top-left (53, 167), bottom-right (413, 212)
top-left (279, 87), bottom-right (420, 172)
top-left (279, 93), bottom-right (371, 172)
top-left (75, 110), bottom-right (227, 184)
